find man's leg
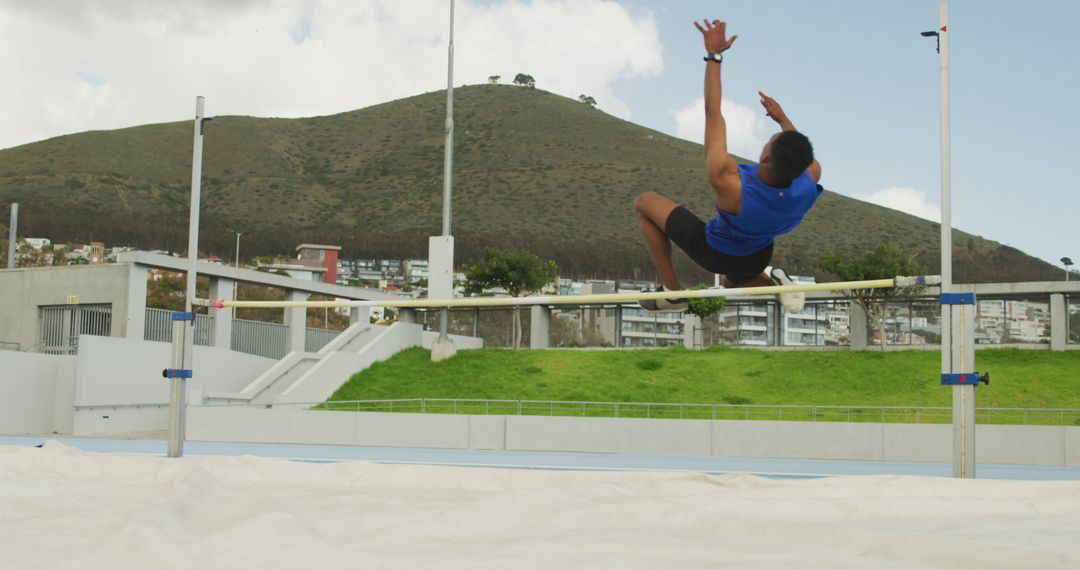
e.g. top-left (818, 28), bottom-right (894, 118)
top-left (634, 192), bottom-right (682, 291)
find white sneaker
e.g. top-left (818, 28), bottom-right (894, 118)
top-left (638, 286), bottom-right (688, 313)
top-left (769, 267), bottom-right (805, 314)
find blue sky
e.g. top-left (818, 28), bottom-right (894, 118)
top-left (0, 0), bottom-right (1076, 271)
top-left (614, 0), bottom-right (1079, 271)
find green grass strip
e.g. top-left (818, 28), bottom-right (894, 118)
top-left (328, 347), bottom-right (1080, 412)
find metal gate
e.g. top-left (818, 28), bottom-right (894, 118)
top-left (38, 304), bottom-right (112, 355)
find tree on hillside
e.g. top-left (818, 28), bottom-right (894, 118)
top-left (512, 73), bottom-right (536, 89)
top-left (815, 243), bottom-right (927, 350)
top-left (16, 241), bottom-right (61, 267)
top-left (464, 247), bottom-right (558, 349)
top-left (578, 94), bottom-right (598, 108)
top-left (147, 274), bottom-right (187, 311)
top-left (488, 75), bottom-right (500, 84)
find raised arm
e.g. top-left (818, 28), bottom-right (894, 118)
top-left (758, 91), bottom-right (822, 183)
top-left (695, 19), bottom-right (741, 209)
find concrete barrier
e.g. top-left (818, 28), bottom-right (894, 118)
top-left (0, 351), bottom-right (76, 434)
top-left (185, 407), bottom-right (1080, 467)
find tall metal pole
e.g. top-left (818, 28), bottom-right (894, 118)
top-left (234, 231), bottom-right (242, 268)
top-left (934, 1), bottom-right (974, 479)
top-left (168, 96), bottom-right (206, 458)
top-left (438, 0), bottom-right (456, 341)
top-left (939, 0), bottom-right (951, 294)
top-left (6, 203), bottom-right (16, 269)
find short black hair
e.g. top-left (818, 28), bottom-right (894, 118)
top-left (771, 131), bottom-right (814, 182)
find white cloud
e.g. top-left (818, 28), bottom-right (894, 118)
top-left (856, 186), bottom-right (941, 222)
top-left (0, 0), bottom-right (664, 149)
top-left (672, 96), bottom-right (769, 158)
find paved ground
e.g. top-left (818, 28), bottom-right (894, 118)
top-left (3, 435), bottom-right (1079, 480)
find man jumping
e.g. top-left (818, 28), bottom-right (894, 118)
top-left (635, 19), bottom-right (822, 314)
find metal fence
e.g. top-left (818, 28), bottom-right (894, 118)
top-left (144, 307), bottom-right (214, 346)
top-left (305, 327), bottom-right (339, 353)
top-left (298, 399), bottom-right (1080, 426)
top-left (404, 295), bottom-right (1066, 350)
top-left (38, 304), bottom-right (112, 355)
top-left (230, 318), bottom-right (288, 359)
top-left (143, 309), bottom-right (341, 359)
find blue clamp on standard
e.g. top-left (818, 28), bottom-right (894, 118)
top-left (162, 368), bottom-right (193, 379)
top-left (171, 311), bottom-right (195, 321)
top-left (941, 372), bottom-right (989, 386)
top-left (940, 293), bottom-right (976, 305)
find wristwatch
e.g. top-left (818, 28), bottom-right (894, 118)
top-left (703, 51), bottom-right (723, 63)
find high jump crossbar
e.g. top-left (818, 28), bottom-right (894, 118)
top-left (198, 275), bottom-right (940, 310)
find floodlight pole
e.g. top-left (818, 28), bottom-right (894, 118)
top-left (442, 0), bottom-right (454, 241)
top-left (230, 229), bottom-right (244, 268)
top-left (6, 203), bottom-right (16, 269)
top-left (440, 0), bottom-right (455, 340)
top-left (429, 0), bottom-right (457, 360)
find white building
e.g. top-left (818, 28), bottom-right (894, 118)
top-left (403, 259), bottom-right (429, 282)
top-left (23, 238), bottom-right (51, 250)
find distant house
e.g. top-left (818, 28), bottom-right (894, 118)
top-left (260, 262), bottom-right (327, 283)
top-left (24, 238), bottom-right (51, 250)
top-left (88, 242), bottom-right (106, 264)
top-left (296, 244), bottom-right (341, 285)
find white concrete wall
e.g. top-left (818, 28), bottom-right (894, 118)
top-left (188, 407), bottom-right (472, 449)
top-left (186, 408), bottom-right (1080, 467)
top-left (711, 420), bottom-right (887, 461)
top-left (0, 351), bottom-right (76, 434)
top-left (0, 264), bottom-right (142, 350)
top-left (508, 415), bottom-right (713, 456)
top-left (420, 328), bottom-right (483, 351)
top-left (70, 335), bottom-right (275, 436)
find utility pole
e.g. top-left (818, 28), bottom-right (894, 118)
top-left (228, 229), bottom-right (245, 268)
top-left (6, 203), bottom-right (16, 269)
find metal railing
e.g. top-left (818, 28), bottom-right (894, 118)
top-left (257, 398), bottom-right (1080, 426)
top-left (144, 307), bottom-right (214, 346)
top-left (305, 327), bottom-right (339, 353)
top-left (230, 318), bottom-right (288, 359)
top-left (143, 309), bottom-right (341, 359)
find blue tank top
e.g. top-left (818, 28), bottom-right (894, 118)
top-left (704, 164), bottom-right (822, 256)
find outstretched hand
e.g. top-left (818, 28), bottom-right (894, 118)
top-left (694, 19), bottom-right (737, 53)
top-left (758, 91), bottom-right (789, 125)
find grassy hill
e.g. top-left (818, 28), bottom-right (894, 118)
top-left (0, 84), bottom-right (1059, 283)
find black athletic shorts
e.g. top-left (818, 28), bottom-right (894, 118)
top-left (665, 206), bottom-right (773, 285)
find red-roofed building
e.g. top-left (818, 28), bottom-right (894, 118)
top-left (296, 244), bottom-right (341, 285)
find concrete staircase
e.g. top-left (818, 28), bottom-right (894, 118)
top-left (202, 322), bottom-right (482, 407)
